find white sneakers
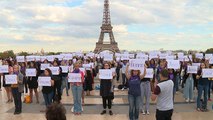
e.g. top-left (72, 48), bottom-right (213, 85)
top-left (146, 111), bottom-right (150, 115)
top-left (185, 98), bottom-right (194, 103)
top-left (142, 110), bottom-right (146, 115)
top-left (141, 110), bottom-right (150, 115)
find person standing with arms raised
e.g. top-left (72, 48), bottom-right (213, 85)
top-left (151, 69), bottom-right (174, 120)
top-left (125, 64), bottom-right (146, 120)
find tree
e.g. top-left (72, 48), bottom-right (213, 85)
top-left (0, 50), bottom-right (15, 59)
top-left (18, 52), bottom-right (29, 56)
top-left (206, 48), bottom-right (213, 53)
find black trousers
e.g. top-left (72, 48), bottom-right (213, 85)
top-left (12, 88), bottom-right (22, 112)
top-left (116, 69), bottom-right (120, 81)
top-left (156, 109), bottom-right (173, 120)
top-left (0, 75), bottom-right (1, 89)
top-left (102, 96), bottom-right (112, 109)
top-left (53, 81), bottom-right (62, 102)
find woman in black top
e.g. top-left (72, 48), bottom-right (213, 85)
top-left (27, 62), bottom-right (39, 103)
top-left (99, 62), bottom-right (115, 116)
top-left (3, 60), bottom-right (13, 103)
top-left (84, 59), bottom-right (93, 96)
top-left (42, 68), bottom-right (55, 109)
top-left (52, 60), bottom-right (62, 103)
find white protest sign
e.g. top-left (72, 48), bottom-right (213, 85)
top-left (0, 65), bottom-right (9, 73)
top-left (86, 53), bottom-right (95, 57)
top-left (62, 54), bottom-right (73, 60)
top-left (90, 63), bottom-right (94, 68)
top-left (104, 54), bottom-right (113, 61)
top-left (137, 54), bottom-right (148, 61)
top-left (166, 55), bottom-right (175, 61)
top-left (48, 67), bottom-right (60, 75)
top-left (115, 53), bottom-right (121, 58)
top-left (40, 63), bottom-right (50, 70)
top-left (5, 75), bottom-right (17, 84)
top-left (192, 63), bottom-right (200, 67)
top-left (149, 51), bottom-right (159, 59)
top-left (202, 69), bottom-right (213, 78)
top-left (26, 68), bottom-right (37, 77)
top-left (75, 52), bottom-right (83, 57)
top-left (121, 54), bottom-right (129, 60)
top-left (195, 53), bottom-right (203, 59)
top-left (38, 77), bottom-right (51, 86)
top-left (26, 56), bottom-right (35, 62)
top-left (16, 56), bottom-right (25, 62)
top-left (60, 66), bottom-right (69, 73)
top-left (40, 56), bottom-right (47, 62)
top-left (83, 64), bottom-right (91, 70)
top-left (111, 68), bottom-right (116, 73)
top-left (210, 57), bottom-right (213, 64)
top-left (99, 69), bottom-right (113, 79)
top-left (35, 56), bottom-right (41, 61)
top-left (205, 54), bottom-right (213, 60)
top-left (159, 53), bottom-right (167, 59)
top-left (68, 73), bottom-right (82, 82)
top-left (187, 66), bottom-right (198, 74)
top-left (46, 55), bottom-right (54, 62)
top-left (129, 59), bottom-right (145, 70)
top-left (129, 54), bottom-right (135, 59)
top-left (116, 57), bottom-right (120, 62)
top-left (188, 55), bottom-right (192, 61)
top-left (167, 60), bottom-right (180, 69)
top-left (183, 56), bottom-right (189, 61)
top-left (178, 53), bottom-right (184, 58)
top-left (145, 68), bottom-right (154, 78)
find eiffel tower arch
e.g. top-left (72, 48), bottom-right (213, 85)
top-left (94, 0), bottom-right (120, 54)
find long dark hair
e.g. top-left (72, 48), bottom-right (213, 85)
top-left (44, 68), bottom-right (52, 76)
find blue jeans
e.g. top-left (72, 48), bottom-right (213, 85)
top-left (12, 88), bottom-right (22, 112)
top-left (140, 81), bottom-right (151, 111)
top-left (175, 75), bottom-right (180, 91)
top-left (183, 77), bottom-right (194, 100)
top-left (128, 94), bottom-right (141, 120)
top-left (197, 84), bottom-right (208, 109)
top-left (61, 76), bottom-right (69, 96)
top-left (43, 91), bottom-right (54, 107)
top-left (71, 85), bottom-right (83, 113)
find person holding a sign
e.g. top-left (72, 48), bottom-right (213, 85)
top-left (99, 62), bottom-right (115, 116)
top-left (140, 62), bottom-right (152, 115)
top-left (84, 59), bottom-right (93, 96)
top-left (121, 60), bottom-right (128, 90)
top-left (41, 68), bottom-right (55, 110)
top-left (70, 62), bottom-right (84, 115)
top-left (196, 62), bottom-right (209, 112)
top-left (2, 60), bottom-right (13, 103)
top-left (52, 60), bottom-right (62, 103)
top-left (11, 65), bottom-right (24, 115)
top-left (60, 60), bottom-right (69, 96)
top-left (27, 62), bottom-right (39, 104)
top-left (182, 62), bottom-right (195, 103)
top-left (125, 64), bottom-right (146, 120)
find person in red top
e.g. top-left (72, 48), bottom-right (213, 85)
top-left (70, 62), bottom-right (84, 115)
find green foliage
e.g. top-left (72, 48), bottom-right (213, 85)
top-left (206, 48), bottom-right (213, 53)
top-left (18, 51), bottom-right (29, 56)
top-left (0, 50), bottom-right (15, 59)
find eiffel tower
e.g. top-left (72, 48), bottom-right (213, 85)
top-left (94, 0), bottom-right (120, 53)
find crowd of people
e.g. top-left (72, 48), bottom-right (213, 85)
top-left (0, 52), bottom-right (212, 120)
